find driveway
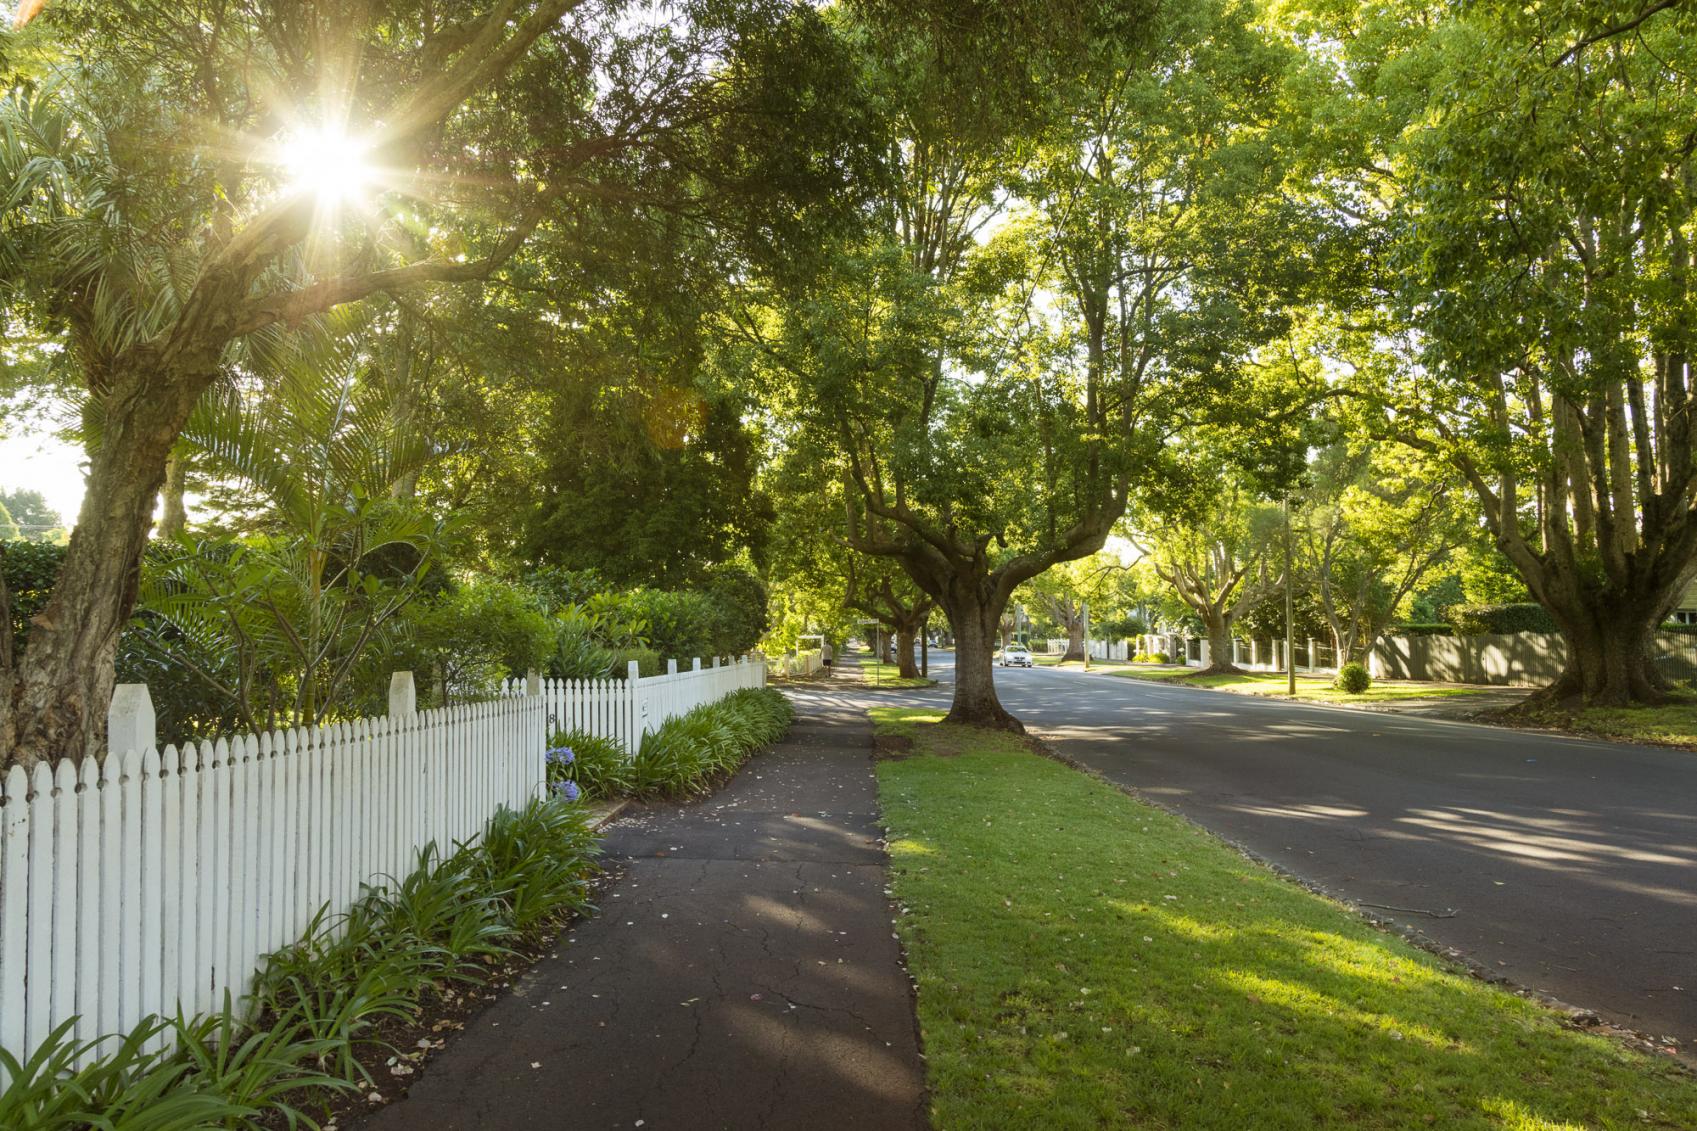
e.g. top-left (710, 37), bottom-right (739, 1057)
top-left (904, 652), bottom-right (1697, 1045)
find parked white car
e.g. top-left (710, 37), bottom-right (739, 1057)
top-left (999, 646), bottom-right (1034, 668)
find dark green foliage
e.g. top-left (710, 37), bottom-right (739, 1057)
top-left (1450, 603), bottom-right (1558, 636)
top-left (628, 688), bottom-right (792, 799)
top-left (1662, 623), bottom-right (1697, 636)
top-left (3, 797), bottom-right (599, 1125)
top-left (606, 647), bottom-right (664, 679)
top-left (1391, 623), bottom-right (1455, 636)
top-left (520, 384), bottom-right (773, 590)
top-left (396, 579), bottom-right (557, 705)
top-left (1334, 662), bottom-right (1372, 694)
top-left (702, 566), bottom-right (770, 655)
top-left (472, 800), bottom-right (599, 933)
top-left (617, 589), bottom-right (722, 664)
top-left (546, 728), bottom-right (632, 800)
top-left (1, 539), bottom-right (65, 656)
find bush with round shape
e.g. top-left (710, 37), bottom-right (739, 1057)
top-left (1334, 662), bottom-right (1372, 694)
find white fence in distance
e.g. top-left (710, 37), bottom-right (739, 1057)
top-left (0, 654), bottom-right (765, 1076)
top-left (769, 649), bottom-right (824, 678)
top-left (524, 655), bottom-right (766, 749)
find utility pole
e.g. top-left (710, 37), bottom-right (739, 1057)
top-left (1284, 493), bottom-right (1296, 696)
top-left (1082, 599), bottom-right (1091, 672)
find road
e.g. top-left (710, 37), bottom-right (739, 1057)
top-left (885, 651), bottom-right (1697, 1045)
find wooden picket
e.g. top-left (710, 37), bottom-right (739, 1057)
top-left (0, 653), bottom-right (766, 1078)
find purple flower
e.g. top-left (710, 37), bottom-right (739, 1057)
top-left (550, 779), bottom-right (581, 802)
top-left (545, 746), bottom-right (576, 766)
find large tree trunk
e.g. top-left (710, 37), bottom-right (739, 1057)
top-left (895, 625), bottom-right (920, 679)
top-left (1197, 610), bottom-right (1242, 675)
top-left (944, 594), bottom-right (1022, 731)
top-left (1062, 618), bottom-right (1085, 662)
top-left (3, 367), bottom-right (204, 767)
top-left (1534, 602), bottom-right (1668, 708)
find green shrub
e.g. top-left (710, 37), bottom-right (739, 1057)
top-left (1391, 622), bottom-right (1455, 636)
top-left (549, 604), bottom-right (621, 679)
top-left (1334, 662), bottom-right (1372, 694)
top-left (1661, 622), bottom-right (1697, 635)
top-left (547, 729), bottom-right (632, 800)
top-left (628, 688), bottom-right (792, 799)
top-left (1132, 651), bottom-right (1171, 665)
top-left (1450, 602), bottom-right (1557, 635)
top-left (702, 566), bottom-right (769, 654)
top-left (0, 539), bottom-right (66, 658)
top-left (607, 646), bottom-right (663, 679)
top-left (619, 588), bottom-right (721, 663)
top-left (401, 578), bottom-right (557, 704)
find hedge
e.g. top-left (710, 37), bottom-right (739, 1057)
top-left (1390, 623), bottom-right (1455, 636)
top-left (1449, 602), bottom-right (1557, 635)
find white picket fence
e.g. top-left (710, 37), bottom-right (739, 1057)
top-left (0, 654), bottom-right (765, 1076)
top-left (523, 655), bottom-right (767, 747)
top-left (769, 648), bottom-right (824, 678)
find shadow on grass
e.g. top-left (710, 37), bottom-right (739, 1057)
top-left (873, 708), bottom-right (1697, 1130)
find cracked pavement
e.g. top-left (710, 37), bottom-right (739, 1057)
top-left (359, 689), bottom-right (927, 1131)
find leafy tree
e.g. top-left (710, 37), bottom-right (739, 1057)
top-left (397, 579), bottom-right (556, 707)
top-left (1298, 444), bottom-right (1470, 662)
top-left (0, 0), bottom-right (831, 766)
top-left (842, 554), bottom-right (934, 678)
top-left (743, 0), bottom-right (1301, 728)
top-left (0, 502), bottom-right (17, 542)
top-left (0, 489), bottom-right (57, 539)
top-left (1136, 479), bottom-right (1284, 674)
top-left (521, 378), bottom-right (772, 588)
top-left (130, 354), bottom-right (446, 732)
top-left (1292, 0), bottom-right (1697, 704)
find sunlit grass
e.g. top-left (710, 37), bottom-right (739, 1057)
top-left (1033, 655), bottom-right (1130, 669)
top-left (873, 708), bottom-right (1697, 1129)
top-left (855, 660), bottom-right (937, 688)
top-left (1110, 668), bottom-right (1486, 702)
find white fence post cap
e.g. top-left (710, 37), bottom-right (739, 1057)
top-left (389, 671), bottom-right (417, 716)
top-left (693, 657), bottom-right (703, 671)
top-left (108, 684), bottom-right (156, 754)
top-left (667, 658), bottom-right (678, 675)
top-left (526, 668), bottom-right (542, 696)
top-left (628, 659), bottom-right (642, 681)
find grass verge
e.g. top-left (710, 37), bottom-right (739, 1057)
top-left (855, 660), bottom-right (938, 688)
top-left (1033, 656), bottom-right (1129, 669)
top-left (1514, 695), bottom-right (1697, 749)
top-left (873, 706), bottom-right (1697, 1129)
top-left (1109, 668), bottom-right (1488, 704)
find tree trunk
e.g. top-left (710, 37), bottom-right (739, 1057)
top-left (1062, 617), bottom-right (1085, 662)
top-left (895, 625), bottom-right (920, 679)
top-left (1534, 605), bottom-right (1667, 708)
top-left (1197, 611), bottom-right (1242, 675)
top-left (944, 595), bottom-right (1022, 731)
top-left (3, 367), bottom-right (205, 767)
top-left (158, 451), bottom-right (189, 539)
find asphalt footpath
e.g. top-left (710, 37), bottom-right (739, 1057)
top-left (360, 686), bottom-right (927, 1131)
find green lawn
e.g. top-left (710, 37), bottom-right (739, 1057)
top-left (1521, 695), bottom-right (1697, 749)
top-left (854, 660), bottom-right (938, 688)
top-left (1109, 668), bottom-right (1488, 704)
top-left (1033, 655), bottom-right (1130, 669)
top-left (873, 706), bottom-right (1697, 1130)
